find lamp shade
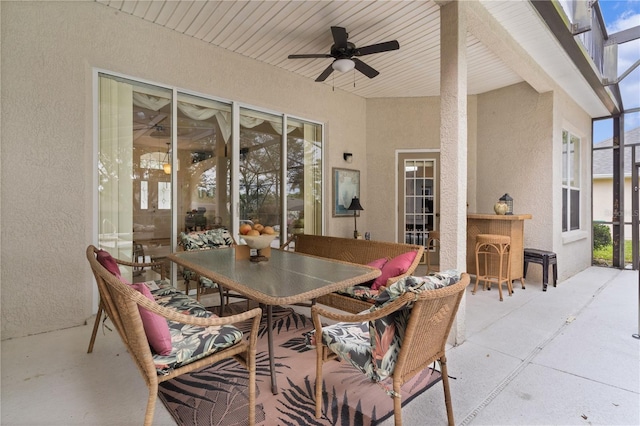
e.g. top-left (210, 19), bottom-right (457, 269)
top-left (347, 196), bottom-right (364, 211)
top-left (332, 58), bottom-right (355, 73)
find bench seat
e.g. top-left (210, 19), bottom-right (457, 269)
top-left (284, 234), bottom-right (424, 313)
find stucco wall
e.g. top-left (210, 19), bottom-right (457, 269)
top-left (365, 97), bottom-right (479, 244)
top-left (476, 82), bottom-right (592, 281)
top-left (476, 82), bottom-right (554, 281)
top-left (0, 1), bottom-right (366, 339)
top-left (552, 90), bottom-right (594, 279)
top-left (365, 97), bottom-right (440, 243)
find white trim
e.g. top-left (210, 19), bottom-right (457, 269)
top-left (562, 230), bottom-right (589, 244)
top-left (232, 102), bottom-right (240, 237)
top-left (170, 87), bottom-right (178, 284)
top-left (281, 114), bottom-right (287, 238)
top-left (91, 69), bottom-right (100, 314)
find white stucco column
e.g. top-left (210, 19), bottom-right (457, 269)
top-left (439, 0), bottom-right (468, 345)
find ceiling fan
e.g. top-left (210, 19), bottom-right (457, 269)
top-left (288, 26), bottom-right (399, 82)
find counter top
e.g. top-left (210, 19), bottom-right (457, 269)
top-left (468, 213), bottom-right (532, 220)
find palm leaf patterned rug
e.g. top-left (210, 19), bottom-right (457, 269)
top-left (158, 305), bottom-right (441, 425)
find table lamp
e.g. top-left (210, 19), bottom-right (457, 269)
top-left (347, 196), bottom-right (364, 239)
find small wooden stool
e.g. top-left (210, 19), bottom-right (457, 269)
top-left (474, 234), bottom-right (512, 301)
top-left (523, 248), bottom-right (558, 291)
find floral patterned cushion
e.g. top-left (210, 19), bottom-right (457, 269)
top-left (139, 280), bottom-right (244, 376)
top-left (179, 229), bottom-right (234, 251)
top-left (147, 282), bottom-right (210, 318)
top-left (310, 272), bottom-right (461, 384)
top-left (334, 285), bottom-right (380, 303)
top-left (153, 321), bottom-right (243, 376)
top-left (179, 229), bottom-right (233, 288)
top-left (368, 270), bottom-right (461, 381)
top-left (316, 321), bottom-right (374, 377)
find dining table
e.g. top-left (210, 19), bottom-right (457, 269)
top-left (167, 246), bottom-right (381, 394)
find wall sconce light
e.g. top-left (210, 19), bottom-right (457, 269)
top-left (343, 152), bottom-right (353, 163)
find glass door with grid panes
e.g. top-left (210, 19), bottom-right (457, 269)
top-left (398, 153), bottom-right (439, 265)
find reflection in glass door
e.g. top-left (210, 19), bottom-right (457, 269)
top-left (176, 94), bottom-right (232, 235)
top-left (239, 108), bottom-right (282, 242)
top-left (98, 73), bottom-right (173, 282)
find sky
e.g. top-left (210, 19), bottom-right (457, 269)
top-left (591, 0), bottom-right (640, 144)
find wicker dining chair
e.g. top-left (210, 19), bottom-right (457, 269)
top-left (310, 272), bottom-right (470, 426)
top-left (178, 229), bottom-right (237, 313)
top-left (86, 245), bottom-right (261, 426)
top-left (87, 255), bottom-right (167, 354)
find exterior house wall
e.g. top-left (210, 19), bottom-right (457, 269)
top-left (475, 82), bottom-right (591, 281)
top-left (553, 90), bottom-right (594, 279)
top-left (365, 97), bottom-right (440, 244)
top-left (364, 96), bottom-right (479, 244)
top-left (0, 1), bottom-right (366, 339)
top-left (476, 82), bottom-right (555, 281)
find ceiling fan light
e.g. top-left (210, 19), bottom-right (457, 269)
top-left (332, 58), bottom-right (355, 73)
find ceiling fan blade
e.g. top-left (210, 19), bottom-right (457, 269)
top-left (355, 40), bottom-right (400, 56)
top-left (288, 53), bottom-right (332, 59)
top-left (353, 58), bottom-right (379, 79)
top-left (331, 26), bottom-right (348, 49)
top-left (315, 64), bottom-right (335, 82)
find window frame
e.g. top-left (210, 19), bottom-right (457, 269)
top-left (562, 129), bottom-right (582, 233)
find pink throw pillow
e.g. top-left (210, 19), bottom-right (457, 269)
top-left (368, 257), bottom-right (389, 270)
top-left (371, 251), bottom-right (418, 291)
top-left (360, 258), bottom-right (389, 288)
top-left (129, 283), bottom-right (173, 356)
top-left (96, 249), bottom-right (122, 278)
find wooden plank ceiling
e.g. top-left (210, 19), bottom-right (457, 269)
top-left (96, 0), bottom-right (532, 98)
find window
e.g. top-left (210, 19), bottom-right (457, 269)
top-left (562, 129), bottom-right (581, 232)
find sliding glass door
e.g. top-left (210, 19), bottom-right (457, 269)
top-left (98, 75), bottom-right (173, 282)
top-left (97, 72), bottom-right (323, 283)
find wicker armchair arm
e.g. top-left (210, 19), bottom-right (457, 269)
top-left (311, 292), bottom-right (414, 324)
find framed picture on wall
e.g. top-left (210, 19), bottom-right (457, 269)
top-left (333, 168), bottom-right (360, 217)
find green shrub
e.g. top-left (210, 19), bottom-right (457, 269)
top-left (593, 224), bottom-right (612, 249)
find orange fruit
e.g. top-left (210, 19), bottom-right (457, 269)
top-left (253, 224), bottom-right (264, 233)
top-left (262, 226), bottom-right (275, 235)
top-left (239, 224), bottom-right (252, 235)
top-left (246, 229), bottom-right (260, 236)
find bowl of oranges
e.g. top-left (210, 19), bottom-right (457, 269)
top-left (239, 223), bottom-right (276, 249)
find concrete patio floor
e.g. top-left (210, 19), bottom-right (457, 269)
top-left (2, 266), bottom-right (639, 425)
